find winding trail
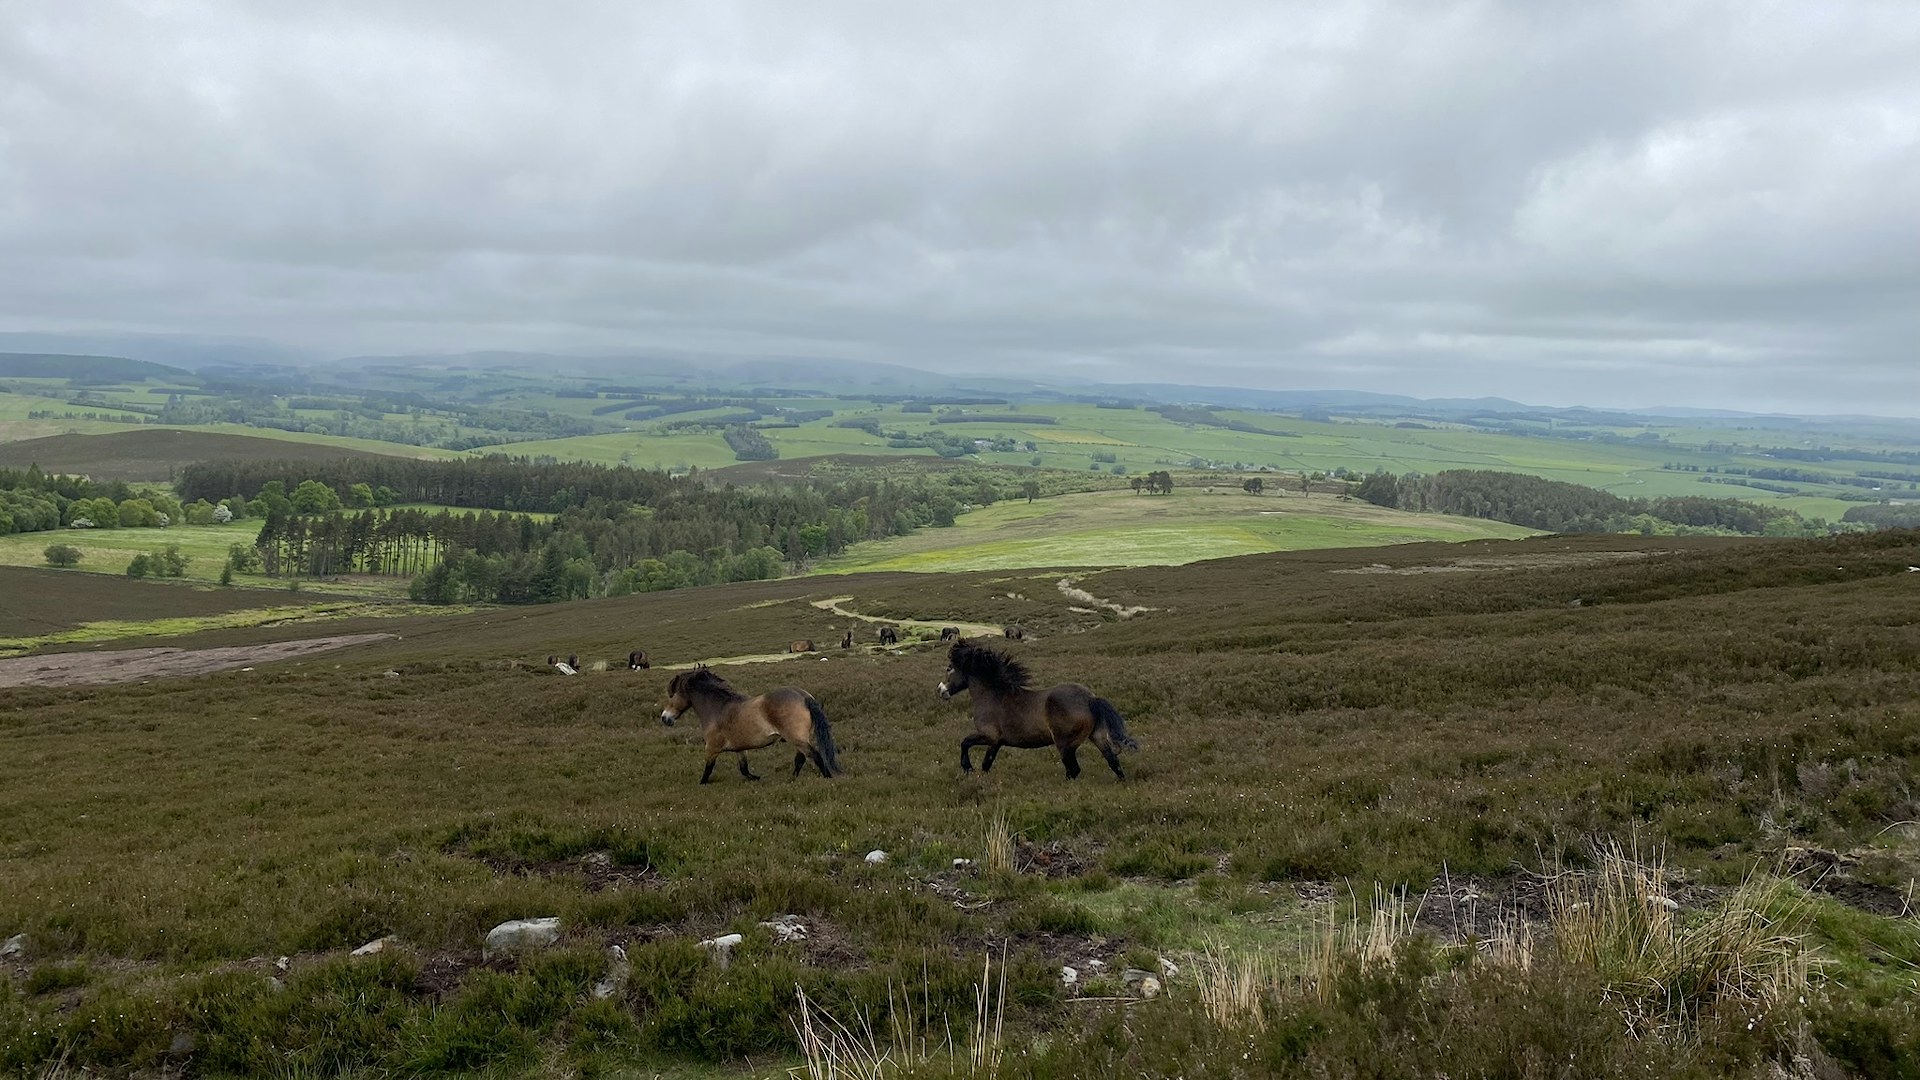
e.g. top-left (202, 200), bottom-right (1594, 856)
top-left (1055, 577), bottom-right (1155, 619)
top-left (809, 596), bottom-right (1002, 639)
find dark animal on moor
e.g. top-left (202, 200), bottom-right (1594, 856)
top-left (789, 639), bottom-right (816, 653)
top-left (941, 626), bottom-right (961, 642)
top-left (841, 630), bottom-right (853, 649)
top-left (878, 626), bottom-right (900, 646)
top-left (1002, 625), bottom-right (1025, 640)
top-left (937, 640), bottom-right (1138, 780)
top-left (659, 666), bottom-right (841, 784)
top-left (628, 650), bottom-right (650, 670)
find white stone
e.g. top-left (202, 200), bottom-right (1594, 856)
top-left (1060, 965), bottom-right (1079, 989)
top-left (758, 916), bottom-right (807, 943)
top-left (350, 935), bottom-right (394, 956)
top-left (0, 934), bottom-right (25, 957)
top-left (1158, 957), bottom-right (1180, 980)
top-left (484, 917), bottom-right (562, 960)
top-left (592, 944), bottom-right (631, 1000)
top-left (1139, 976), bottom-right (1163, 999)
top-left (953, 858), bottom-right (975, 868)
top-left (274, 955), bottom-right (290, 972)
top-left (864, 850), bottom-right (889, 865)
top-left (699, 932), bottom-right (744, 969)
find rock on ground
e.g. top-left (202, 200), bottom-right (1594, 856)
top-left (484, 917), bottom-right (563, 960)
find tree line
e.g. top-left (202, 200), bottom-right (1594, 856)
top-left (1352, 469), bottom-right (1826, 536)
top-left (180, 456), bottom-right (1071, 604)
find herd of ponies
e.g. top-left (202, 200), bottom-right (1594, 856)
top-left (549, 635), bottom-right (1137, 785)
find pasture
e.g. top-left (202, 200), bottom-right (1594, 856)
top-left (4, 531), bottom-right (1920, 1075)
top-left (813, 485), bottom-right (1536, 573)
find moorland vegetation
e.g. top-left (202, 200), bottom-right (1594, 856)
top-left (2, 530), bottom-right (1919, 1076)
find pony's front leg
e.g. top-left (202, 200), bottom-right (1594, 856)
top-left (960, 734), bottom-right (991, 773)
top-left (700, 754), bottom-right (719, 784)
top-left (738, 755), bottom-right (761, 781)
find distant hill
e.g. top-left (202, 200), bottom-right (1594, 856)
top-left (0, 353), bottom-right (197, 383)
top-left (0, 430), bottom-right (422, 482)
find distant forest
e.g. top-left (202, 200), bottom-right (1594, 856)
top-left (1354, 469), bottom-right (1826, 536)
top-left (178, 456), bottom-right (1046, 603)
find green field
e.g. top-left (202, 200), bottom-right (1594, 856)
top-left (4, 532), bottom-right (1920, 1075)
top-left (0, 521), bottom-right (426, 602)
top-left (470, 400), bottom-right (1907, 521)
top-left (815, 486), bottom-right (1536, 573)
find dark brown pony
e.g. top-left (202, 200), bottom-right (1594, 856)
top-left (940, 627), bottom-right (961, 642)
top-left (628, 650), bottom-right (650, 670)
top-left (841, 630), bottom-right (853, 649)
top-left (878, 626), bottom-right (900, 646)
top-left (789, 639), bottom-right (816, 653)
top-left (1002, 625), bottom-right (1025, 640)
top-left (937, 641), bottom-right (1137, 779)
top-left (660, 667), bottom-right (841, 784)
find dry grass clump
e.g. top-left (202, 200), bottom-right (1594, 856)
top-left (1190, 846), bottom-right (1817, 1043)
top-left (1541, 841), bottom-right (1817, 1034)
top-left (791, 950), bottom-right (1007, 1080)
top-left (983, 811), bottom-right (1016, 877)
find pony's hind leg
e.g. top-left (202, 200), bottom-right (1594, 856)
top-left (793, 752), bottom-right (807, 778)
top-left (1056, 744), bottom-right (1082, 780)
top-left (980, 744), bottom-right (1002, 772)
top-left (807, 747), bottom-right (833, 778)
top-left (738, 755), bottom-right (761, 781)
top-left (1092, 731), bottom-right (1125, 779)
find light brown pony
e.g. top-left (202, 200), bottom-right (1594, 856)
top-left (789, 639), bottom-right (816, 653)
top-left (937, 640), bottom-right (1137, 780)
top-left (660, 667), bottom-right (841, 784)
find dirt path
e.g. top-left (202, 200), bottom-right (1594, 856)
top-left (0, 633), bottom-right (401, 688)
top-left (1055, 576), bottom-right (1155, 618)
top-left (809, 596), bottom-right (1002, 638)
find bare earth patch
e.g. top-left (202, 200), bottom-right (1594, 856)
top-left (0, 633), bottom-right (400, 688)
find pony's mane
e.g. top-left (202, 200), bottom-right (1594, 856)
top-left (674, 666), bottom-right (739, 698)
top-left (950, 641), bottom-right (1031, 694)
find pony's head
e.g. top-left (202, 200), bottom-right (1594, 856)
top-left (939, 640), bottom-right (1030, 700)
top-left (661, 666), bottom-right (727, 725)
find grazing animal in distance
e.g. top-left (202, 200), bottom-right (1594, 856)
top-left (659, 666), bottom-right (841, 783)
top-left (841, 630), bottom-right (853, 649)
top-left (878, 626), bottom-right (900, 646)
top-left (628, 650), bottom-right (650, 670)
top-left (789, 639), bottom-right (816, 653)
top-left (937, 640), bottom-right (1137, 780)
top-left (548, 654), bottom-right (578, 676)
top-left (941, 626), bottom-right (961, 642)
top-left (1002, 625), bottom-right (1025, 640)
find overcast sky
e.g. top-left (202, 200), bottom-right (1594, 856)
top-left (2, 2), bottom-right (1915, 413)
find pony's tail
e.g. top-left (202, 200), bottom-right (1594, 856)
top-left (806, 695), bottom-right (842, 776)
top-left (1090, 697), bottom-right (1139, 751)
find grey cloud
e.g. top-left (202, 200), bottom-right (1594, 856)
top-left (1, 0), bottom-right (1916, 413)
